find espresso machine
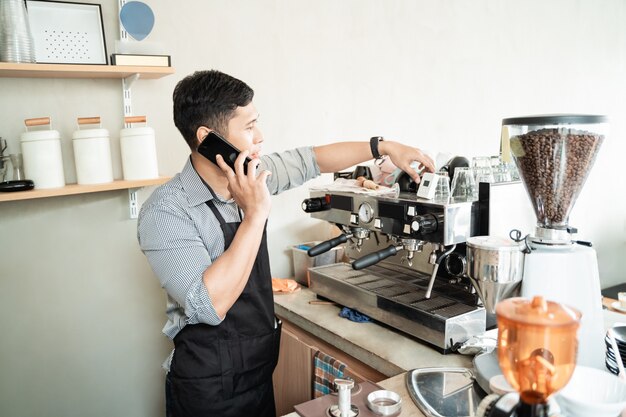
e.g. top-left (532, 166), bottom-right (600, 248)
top-left (502, 114), bottom-right (607, 370)
top-left (302, 189), bottom-right (481, 352)
top-left (300, 174), bottom-right (534, 353)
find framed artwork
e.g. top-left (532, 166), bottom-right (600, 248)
top-left (26, 0), bottom-right (107, 64)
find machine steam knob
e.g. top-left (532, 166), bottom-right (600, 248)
top-left (301, 196), bottom-right (330, 213)
top-left (410, 214), bottom-right (438, 234)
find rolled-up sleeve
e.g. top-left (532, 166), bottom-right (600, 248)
top-left (261, 146), bottom-right (321, 195)
top-left (138, 201), bottom-right (223, 326)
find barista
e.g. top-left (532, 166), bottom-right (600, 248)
top-left (137, 69), bottom-right (435, 417)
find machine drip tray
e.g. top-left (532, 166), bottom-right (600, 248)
top-left (308, 263), bottom-right (486, 352)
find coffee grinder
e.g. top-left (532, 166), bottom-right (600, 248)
top-left (477, 296), bottom-right (581, 417)
top-left (503, 114), bottom-right (607, 369)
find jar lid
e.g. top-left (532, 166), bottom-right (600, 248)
top-left (496, 296), bottom-right (581, 327)
top-left (120, 126), bottom-right (154, 137)
top-left (502, 114), bottom-right (607, 126)
top-left (20, 129), bottom-right (61, 142)
top-left (467, 236), bottom-right (522, 251)
top-left (73, 128), bottom-right (109, 140)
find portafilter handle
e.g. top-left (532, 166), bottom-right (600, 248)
top-left (307, 234), bottom-right (350, 257)
top-left (352, 245), bottom-right (403, 270)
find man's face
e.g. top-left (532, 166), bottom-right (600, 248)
top-left (225, 102), bottom-right (263, 159)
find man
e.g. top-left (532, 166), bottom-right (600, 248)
top-left (137, 69), bottom-right (434, 417)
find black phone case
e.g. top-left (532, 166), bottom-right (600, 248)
top-left (197, 131), bottom-right (252, 174)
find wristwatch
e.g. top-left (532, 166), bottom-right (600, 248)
top-left (370, 136), bottom-right (384, 159)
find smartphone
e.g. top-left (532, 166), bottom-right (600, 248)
top-left (197, 131), bottom-right (252, 174)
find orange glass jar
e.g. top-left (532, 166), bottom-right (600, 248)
top-left (496, 296), bottom-right (581, 405)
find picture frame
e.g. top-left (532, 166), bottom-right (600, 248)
top-left (26, 0), bottom-right (107, 65)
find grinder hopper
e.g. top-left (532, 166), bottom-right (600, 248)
top-left (503, 114), bottom-right (606, 242)
top-left (502, 115), bottom-right (607, 369)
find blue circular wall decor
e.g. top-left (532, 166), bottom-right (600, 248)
top-left (120, 1), bottom-right (155, 41)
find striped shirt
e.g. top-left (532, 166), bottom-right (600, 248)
top-left (137, 147), bottom-right (320, 342)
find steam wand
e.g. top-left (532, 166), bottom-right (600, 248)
top-left (425, 244), bottom-right (457, 298)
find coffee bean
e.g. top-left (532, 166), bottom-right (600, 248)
top-left (510, 128), bottom-right (603, 227)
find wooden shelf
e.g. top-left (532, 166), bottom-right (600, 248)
top-left (0, 62), bottom-right (174, 79)
top-left (0, 177), bottom-right (170, 202)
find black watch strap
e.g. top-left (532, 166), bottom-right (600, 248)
top-left (370, 136), bottom-right (384, 159)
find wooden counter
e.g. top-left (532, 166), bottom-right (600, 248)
top-left (276, 289), bottom-right (626, 417)
top-left (273, 288), bottom-right (471, 416)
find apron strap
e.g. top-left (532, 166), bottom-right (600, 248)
top-left (194, 157), bottom-right (243, 222)
top-left (206, 199), bottom-right (227, 225)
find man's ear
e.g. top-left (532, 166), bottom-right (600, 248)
top-left (195, 126), bottom-right (211, 148)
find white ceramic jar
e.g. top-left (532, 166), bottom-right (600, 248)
top-left (72, 117), bottom-right (113, 185)
top-left (120, 116), bottom-right (159, 180)
top-left (20, 117), bottom-right (65, 189)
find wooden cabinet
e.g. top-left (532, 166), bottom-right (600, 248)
top-left (273, 318), bottom-right (386, 416)
top-left (273, 325), bottom-right (314, 416)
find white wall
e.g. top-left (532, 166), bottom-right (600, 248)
top-left (1, 1), bottom-right (625, 416)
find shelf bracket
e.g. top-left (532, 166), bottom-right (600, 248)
top-left (123, 73), bottom-right (140, 89)
top-left (128, 188), bottom-right (139, 219)
top-left (122, 73), bottom-right (140, 121)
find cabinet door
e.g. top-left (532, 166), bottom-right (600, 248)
top-left (273, 327), bottom-right (313, 416)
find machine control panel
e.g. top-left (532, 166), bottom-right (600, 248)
top-left (377, 201), bottom-right (444, 239)
top-left (304, 190), bottom-right (477, 246)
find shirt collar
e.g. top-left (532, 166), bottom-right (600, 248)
top-left (180, 157), bottom-right (215, 207)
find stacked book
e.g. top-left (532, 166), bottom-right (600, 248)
top-left (111, 54), bottom-right (171, 67)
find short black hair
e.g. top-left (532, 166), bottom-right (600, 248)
top-left (173, 70), bottom-right (254, 150)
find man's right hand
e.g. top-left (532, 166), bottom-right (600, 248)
top-left (215, 151), bottom-right (272, 222)
top-left (207, 151), bottom-right (272, 319)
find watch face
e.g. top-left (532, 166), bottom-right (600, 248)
top-left (358, 202), bottom-right (374, 223)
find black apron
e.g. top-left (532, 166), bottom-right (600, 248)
top-left (167, 199), bottom-right (281, 417)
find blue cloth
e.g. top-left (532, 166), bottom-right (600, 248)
top-left (339, 307), bottom-right (371, 323)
